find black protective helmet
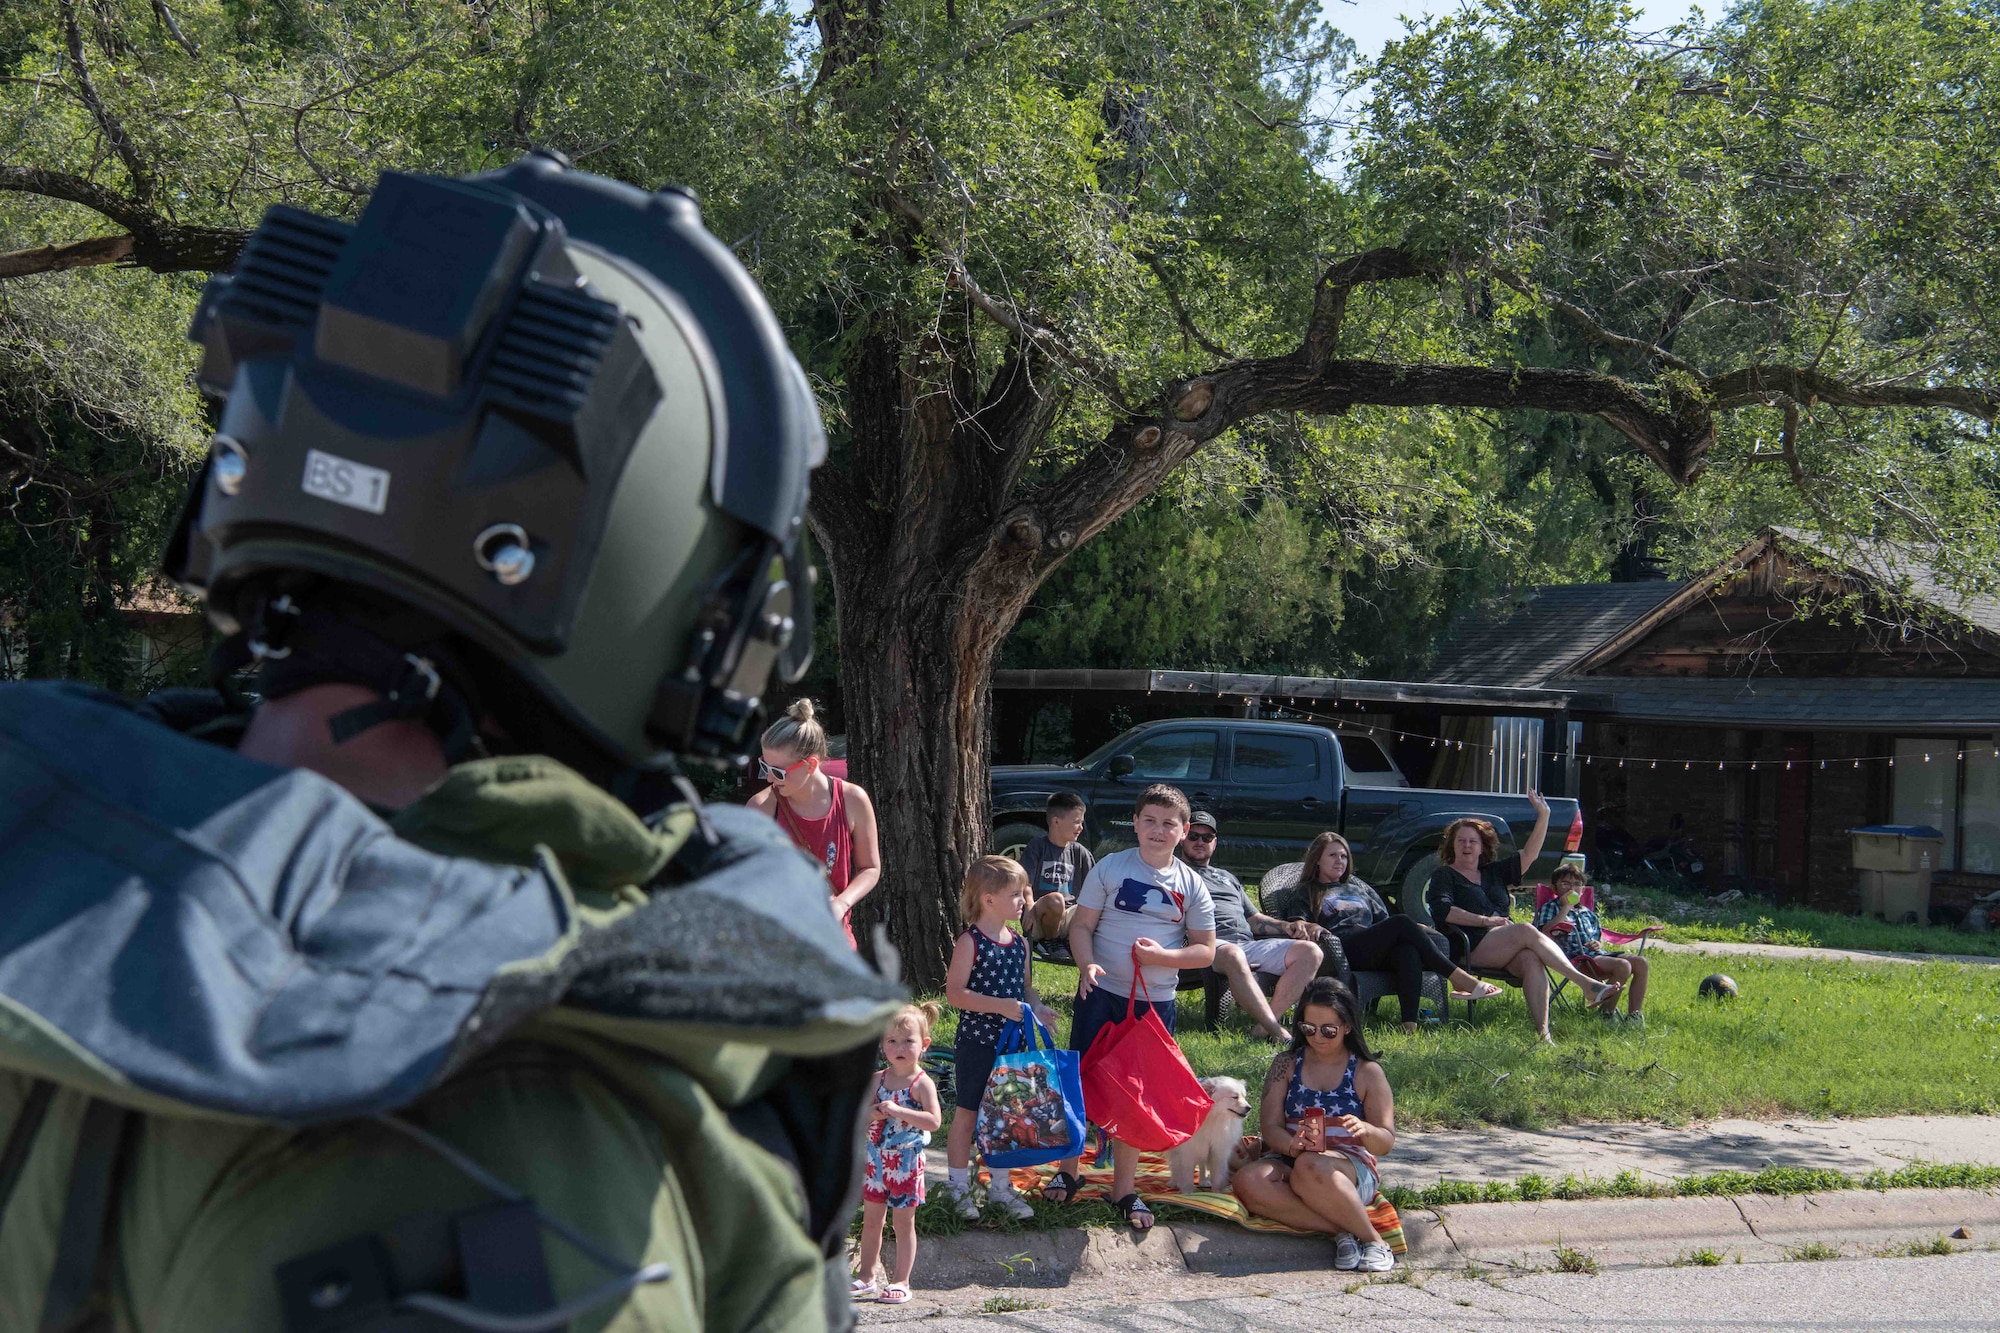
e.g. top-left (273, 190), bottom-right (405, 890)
top-left (165, 151), bottom-right (822, 771)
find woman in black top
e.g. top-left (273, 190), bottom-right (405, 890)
top-left (1270, 833), bottom-right (1501, 1034)
top-left (1423, 793), bottom-right (1620, 1043)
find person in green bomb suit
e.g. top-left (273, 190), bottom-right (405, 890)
top-left (0, 153), bottom-right (902, 1333)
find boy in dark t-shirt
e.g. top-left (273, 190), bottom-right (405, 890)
top-left (1020, 791), bottom-right (1094, 943)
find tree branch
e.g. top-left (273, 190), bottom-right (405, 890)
top-left (58, 0), bottom-right (154, 205)
top-left (0, 163), bottom-right (147, 231)
top-left (0, 233), bottom-right (133, 279)
top-left (1706, 365), bottom-right (1998, 419)
top-left (1303, 246), bottom-right (1431, 368)
top-left (810, 0), bottom-right (883, 100)
top-left (1228, 94), bottom-right (1304, 132)
top-left (1489, 266), bottom-right (1697, 375)
top-left (0, 165), bottom-right (250, 276)
top-left (942, 250), bottom-right (1132, 411)
top-left (151, 0), bottom-right (200, 57)
top-left (1781, 400), bottom-right (1805, 488)
top-left (953, 3), bottom-right (1077, 66)
top-left (962, 346), bottom-right (1064, 505)
top-left (1141, 251), bottom-right (1232, 360)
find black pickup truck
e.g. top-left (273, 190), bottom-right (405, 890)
top-left (990, 718), bottom-right (1582, 907)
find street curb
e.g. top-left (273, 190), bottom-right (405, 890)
top-left (1430, 1185), bottom-right (2000, 1270)
top-left (869, 1186), bottom-right (2000, 1299)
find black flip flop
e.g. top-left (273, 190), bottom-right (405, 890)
top-left (1041, 1170), bottom-right (1083, 1204)
top-left (1113, 1192), bottom-right (1155, 1231)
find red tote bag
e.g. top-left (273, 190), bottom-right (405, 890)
top-left (1078, 948), bottom-right (1213, 1151)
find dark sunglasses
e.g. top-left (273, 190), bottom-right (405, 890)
top-left (1295, 1022), bottom-right (1344, 1039)
top-left (1185, 831), bottom-right (1216, 842)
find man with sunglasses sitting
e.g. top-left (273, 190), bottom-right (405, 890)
top-left (1179, 812), bottom-right (1324, 1044)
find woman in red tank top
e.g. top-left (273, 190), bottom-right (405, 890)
top-left (748, 699), bottom-right (880, 948)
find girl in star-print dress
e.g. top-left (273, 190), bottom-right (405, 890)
top-left (941, 856), bottom-right (1059, 1220)
top-left (853, 1002), bottom-right (944, 1305)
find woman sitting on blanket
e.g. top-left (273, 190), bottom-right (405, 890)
top-left (1232, 977), bottom-right (1398, 1272)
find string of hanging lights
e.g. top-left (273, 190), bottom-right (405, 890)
top-left (1252, 699), bottom-right (1995, 772)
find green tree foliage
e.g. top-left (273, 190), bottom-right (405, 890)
top-left (1355, 0), bottom-right (2000, 575)
top-left (1005, 0), bottom-right (2000, 682)
top-left (1002, 492), bottom-right (1344, 672)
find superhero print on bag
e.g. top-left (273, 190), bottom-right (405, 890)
top-left (975, 1059), bottom-right (1073, 1155)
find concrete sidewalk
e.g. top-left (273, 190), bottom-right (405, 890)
top-left (926, 1113), bottom-right (2000, 1192)
top-left (1650, 937), bottom-right (2000, 968)
top-left (1385, 1113), bottom-right (2000, 1189)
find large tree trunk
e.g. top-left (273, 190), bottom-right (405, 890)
top-left (835, 573), bottom-right (997, 991)
top-left (810, 328), bottom-right (1060, 990)
top-left (835, 528), bottom-right (1051, 989)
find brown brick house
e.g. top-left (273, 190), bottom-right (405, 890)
top-left (1428, 527), bottom-right (2000, 912)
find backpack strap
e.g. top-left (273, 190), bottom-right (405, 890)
top-left (274, 1115), bottom-right (670, 1332)
top-left (38, 1098), bottom-right (137, 1333)
top-left (0, 1079), bottom-right (56, 1225)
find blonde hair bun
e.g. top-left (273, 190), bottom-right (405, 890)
top-left (761, 697), bottom-right (829, 759)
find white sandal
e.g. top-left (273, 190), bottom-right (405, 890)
top-left (879, 1282), bottom-right (912, 1304)
top-left (849, 1277), bottom-right (880, 1299)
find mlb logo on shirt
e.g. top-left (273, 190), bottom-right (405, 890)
top-left (1113, 879), bottom-right (1182, 917)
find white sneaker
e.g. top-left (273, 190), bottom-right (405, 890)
top-left (1333, 1232), bottom-right (1360, 1270)
top-left (1357, 1241), bottom-right (1395, 1272)
top-left (988, 1189), bottom-right (1035, 1220)
top-left (938, 1182), bottom-right (980, 1219)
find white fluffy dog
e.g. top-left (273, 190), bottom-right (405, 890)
top-left (1167, 1076), bottom-right (1252, 1194)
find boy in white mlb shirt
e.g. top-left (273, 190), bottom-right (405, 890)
top-left (1040, 783), bottom-right (1215, 1231)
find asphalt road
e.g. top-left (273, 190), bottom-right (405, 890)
top-left (867, 1250), bottom-right (2000, 1329)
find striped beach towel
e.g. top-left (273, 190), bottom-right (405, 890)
top-left (1003, 1134), bottom-right (1406, 1254)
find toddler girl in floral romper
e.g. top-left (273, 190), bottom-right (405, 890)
top-left (853, 1002), bottom-right (943, 1305)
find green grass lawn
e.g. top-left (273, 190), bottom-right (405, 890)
top-left (926, 954), bottom-right (2000, 1130)
top-left (1596, 882), bottom-right (2000, 959)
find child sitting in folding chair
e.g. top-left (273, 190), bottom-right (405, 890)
top-left (1533, 864), bottom-right (1651, 1024)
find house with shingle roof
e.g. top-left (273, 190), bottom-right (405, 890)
top-left (1429, 527), bottom-right (2000, 912)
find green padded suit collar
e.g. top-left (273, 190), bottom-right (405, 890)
top-left (393, 756), bottom-right (692, 897)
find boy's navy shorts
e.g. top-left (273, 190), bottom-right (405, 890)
top-left (1067, 984), bottom-right (1176, 1060)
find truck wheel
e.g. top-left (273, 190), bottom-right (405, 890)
top-left (1395, 851), bottom-right (1440, 918)
top-left (991, 821), bottom-right (1045, 861)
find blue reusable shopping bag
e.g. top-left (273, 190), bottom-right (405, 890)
top-left (974, 1007), bottom-right (1088, 1169)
